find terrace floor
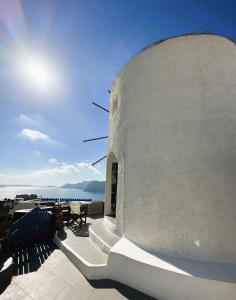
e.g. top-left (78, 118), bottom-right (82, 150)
top-left (0, 243), bottom-right (154, 300)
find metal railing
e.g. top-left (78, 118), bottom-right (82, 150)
top-left (41, 198), bottom-right (92, 203)
top-left (9, 207), bottom-right (54, 250)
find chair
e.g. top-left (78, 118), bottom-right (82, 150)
top-left (79, 204), bottom-right (88, 227)
top-left (67, 202), bottom-right (88, 227)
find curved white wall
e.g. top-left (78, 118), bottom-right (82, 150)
top-left (106, 34), bottom-right (236, 263)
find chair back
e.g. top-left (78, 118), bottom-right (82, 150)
top-left (80, 204), bottom-right (88, 214)
top-left (68, 202), bottom-right (81, 214)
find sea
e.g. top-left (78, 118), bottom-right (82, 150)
top-left (0, 186), bottom-right (105, 201)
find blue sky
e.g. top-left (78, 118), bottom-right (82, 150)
top-left (0, 0), bottom-right (235, 186)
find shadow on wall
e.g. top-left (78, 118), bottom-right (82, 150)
top-left (13, 242), bottom-right (56, 276)
top-left (139, 245), bottom-right (236, 284)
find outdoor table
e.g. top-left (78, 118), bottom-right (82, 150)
top-left (14, 209), bottom-right (32, 213)
top-left (40, 206), bottom-right (55, 211)
top-left (13, 209), bottom-right (32, 222)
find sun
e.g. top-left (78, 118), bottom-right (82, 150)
top-left (25, 59), bottom-right (53, 87)
top-left (23, 56), bottom-right (55, 90)
top-left (18, 54), bottom-right (57, 92)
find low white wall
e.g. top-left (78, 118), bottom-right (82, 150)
top-left (107, 238), bottom-right (236, 300)
top-left (87, 201), bottom-right (104, 216)
top-left (11, 200), bottom-right (40, 213)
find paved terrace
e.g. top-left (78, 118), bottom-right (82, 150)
top-left (1, 240), bottom-right (154, 300)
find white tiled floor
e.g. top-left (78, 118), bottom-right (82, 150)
top-left (0, 246), bottom-right (154, 300)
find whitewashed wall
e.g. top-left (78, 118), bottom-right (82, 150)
top-left (105, 34), bottom-right (236, 263)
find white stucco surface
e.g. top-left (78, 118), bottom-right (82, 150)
top-left (108, 237), bottom-right (236, 300)
top-left (105, 34), bottom-right (236, 263)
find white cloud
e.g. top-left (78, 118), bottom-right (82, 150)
top-left (16, 114), bottom-right (44, 128)
top-left (34, 162), bottom-right (101, 177)
top-left (76, 162), bottom-right (91, 168)
top-left (33, 164), bottom-right (79, 176)
top-left (76, 162), bottom-right (101, 175)
top-left (20, 128), bottom-right (50, 142)
top-left (0, 161), bottom-right (104, 186)
top-left (48, 158), bottom-right (58, 164)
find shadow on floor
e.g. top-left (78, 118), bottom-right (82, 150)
top-left (89, 279), bottom-right (156, 300)
top-left (13, 242), bottom-right (56, 276)
top-left (57, 229), bottom-right (67, 241)
top-left (0, 251), bottom-right (13, 295)
top-left (88, 214), bottom-right (104, 220)
top-left (67, 223), bottom-right (91, 237)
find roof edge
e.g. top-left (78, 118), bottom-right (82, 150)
top-left (141, 32), bottom-right (236, 53)
top-left (110, 32), bottom-right (236, 94)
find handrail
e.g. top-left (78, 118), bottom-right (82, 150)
top-left (41, 198), bottom-right (92, 202)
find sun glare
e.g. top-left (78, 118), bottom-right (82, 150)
top-left (25, 59), bottom-right (52, 86)
top-left (18, 54), bottom-right (57, 93)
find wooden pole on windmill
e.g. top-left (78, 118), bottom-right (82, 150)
top-left (92, 155), bottom-right (107, 166)
top-left (92, 102), bottom-right (110, 113)
top-left (83, 136), bottom-right (108, 143)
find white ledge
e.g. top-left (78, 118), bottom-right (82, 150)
top-left (107, 238), bottom-right (236, 300)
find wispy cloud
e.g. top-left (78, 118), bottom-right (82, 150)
top-left (33, 150), bottom-right (41, 155)
top-left (20, 128), bottom-right (50, 142)
top-left (48, 158), bottom-right (58, 164)
top-left (76, 162), bottom-right (101, 175)
top-left (35, 161), bottom-right (101, 177)
top-left (0, 161), bottom-right (104, 186)
top-left (33, 163), bottom-right (80, 176)
top-left (15, 114), bottom-right (45, 128)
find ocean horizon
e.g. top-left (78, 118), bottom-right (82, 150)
top-left (0, 186), bottom-right (105, 201)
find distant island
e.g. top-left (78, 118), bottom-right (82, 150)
top-left (0, 184), bottom-right (33, 187)
top-left (61, 180), bottom-right (105, 193)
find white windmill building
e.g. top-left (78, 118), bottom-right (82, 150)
top-left (56, 33), bottom-right (236, 300)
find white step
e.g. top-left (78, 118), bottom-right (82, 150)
top-left (103, 216), bottom-right (117, 234)
top-left (54, 228), bottom-right (108, 280)
top-left (89, 222), bottom-right (120, 255)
